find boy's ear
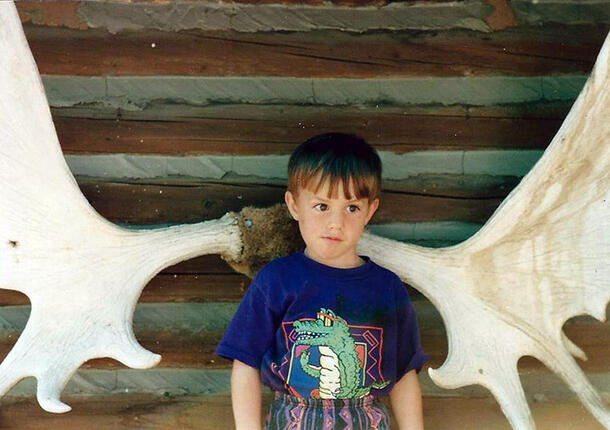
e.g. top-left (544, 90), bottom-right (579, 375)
top-left (284, 191), bottom-right (299, 221)
top-left (365, 198), bottom-right (380, 224)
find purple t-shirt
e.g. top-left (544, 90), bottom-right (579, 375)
top-left (215, 249), bottom-right (428, 399)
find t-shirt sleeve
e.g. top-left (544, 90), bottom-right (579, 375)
top-left (395, 278), bottom-right (429, 376)
top-left (215, 273), bottom-right (277, 369)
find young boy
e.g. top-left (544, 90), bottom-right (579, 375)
top-left (215, 133), bottom-right (428, 429)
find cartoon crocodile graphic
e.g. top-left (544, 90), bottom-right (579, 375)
top-left (293, 308), bottom-right (390, 399)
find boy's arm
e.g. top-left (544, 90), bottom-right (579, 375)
top-left (231, 359), bottom-right (263, 430)
top-left (389, 369), bottom-right (424, 430)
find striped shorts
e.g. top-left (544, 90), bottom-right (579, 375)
top-left (265, 391), bottom-right (391, 430)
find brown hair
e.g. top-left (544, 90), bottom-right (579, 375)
top-left (287, 133), bottom-right (382, 201)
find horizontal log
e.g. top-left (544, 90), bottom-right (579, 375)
top-left (86, 175), bottom-right (520, 200)
top-left (23, 25), bottom-right (607, 78)
top-left (142, 274), bottom-right (247, 303)
top-left (52, 100), bottom-right (574, 121)
top-left (162, 254), bottom-right (239, 275)
top-left (0, 393), bottom-right (607, 430)
top-left (51, 108), bottom-right (563, 155)
top-left (76, 181), bottom-right (505, 224)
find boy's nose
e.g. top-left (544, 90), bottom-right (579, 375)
top-left (327, 211), bottom-right (344, 229)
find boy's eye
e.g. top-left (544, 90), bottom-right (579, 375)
top-left (314, 203), bottom-right (360, 213)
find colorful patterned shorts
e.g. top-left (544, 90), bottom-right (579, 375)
top-left (265, 391), bottom-right (391, 430)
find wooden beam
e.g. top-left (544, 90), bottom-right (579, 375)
top-left (161, 254), bottom-right (240, 275)
top-left (142, 274), bottom-right (247, 303)
top-left (76, 181), bottom-right (505, 224)
top-left (52, 101), bottom-right (573, 121)
top-left (23, 25), bottom-right (607, 78)
top-left (51, 108), bottom-right (563, 155)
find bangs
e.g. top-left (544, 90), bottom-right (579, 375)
top-left (291, 167), bottom-right (378, 201)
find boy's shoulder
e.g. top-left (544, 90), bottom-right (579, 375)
top-left (365, 258), bottom-right (409, 298)
top-left (251, 252), bottom-right (301, 282)
top-left (368, 258), bottom-right (402, 282)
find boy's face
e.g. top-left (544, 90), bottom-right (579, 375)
top-left (284, 174), bottom-right (379, 268)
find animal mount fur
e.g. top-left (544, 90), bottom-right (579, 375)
top-left (0, 1), bottom-right (608, 428)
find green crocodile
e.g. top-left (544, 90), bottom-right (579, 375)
top-left (293, 308), bottom-right (390, 398)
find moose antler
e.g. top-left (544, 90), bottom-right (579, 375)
top-left (0, 2), bottom-right (242, 413)
top-left (0, 1), bottom-right (607, 428)
top-left (358, 31), bottom-right (610, 429)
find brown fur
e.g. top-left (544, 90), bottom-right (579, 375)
top-left (221, 203), bottom-right (304, 278)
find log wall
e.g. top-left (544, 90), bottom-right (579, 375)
top-left (0, 0), bottom-right (608, 428)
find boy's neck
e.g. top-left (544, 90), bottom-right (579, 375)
top-left (303, 247), bottom-right (365, 269)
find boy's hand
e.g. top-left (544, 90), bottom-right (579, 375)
top-left (231, 359), bottom-right (263, 430)
top-left (389, 369), bottom-right (424, 430)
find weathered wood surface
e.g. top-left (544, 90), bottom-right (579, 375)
top-left (77, 175), bottom-right (520, 199)
top-left (52, 101), bottom-right (574, 121)
top-left (76, 181), bottom-right (504, 224)
top-left (52, 108), bottom-right (563, 155)
top-left (0, 393), bottom-right (606, 430)
top-left (23, 25), bottom-right (607, 78)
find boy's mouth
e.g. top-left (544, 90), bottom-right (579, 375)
top-left (323, 236), bottom-right (342, 241)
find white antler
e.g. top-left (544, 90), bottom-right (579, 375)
top-left (359, 30), bottom-right (610, 430)
top-left (0, 1), bottom-right (241, 413)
